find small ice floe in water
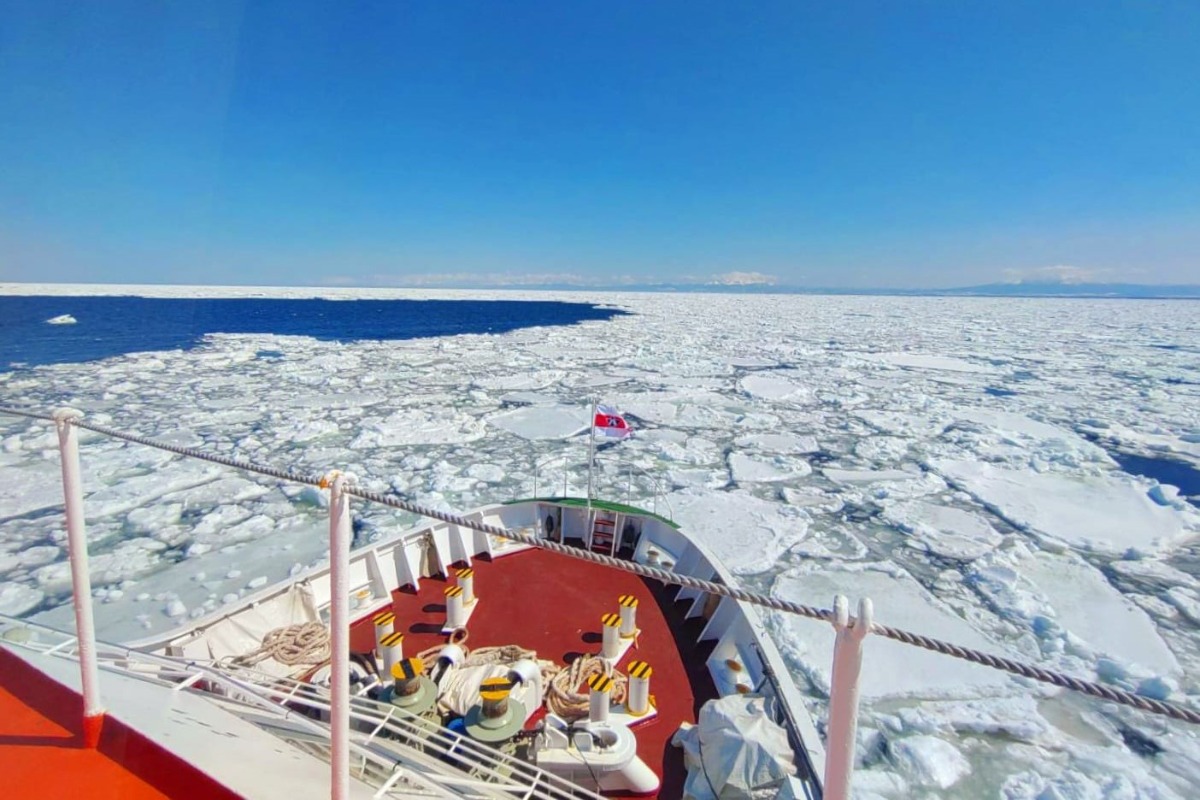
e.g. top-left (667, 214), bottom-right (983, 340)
top-left (45, 314), bottom-right (77, 324)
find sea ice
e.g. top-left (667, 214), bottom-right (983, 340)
top-left (771, 563), bottom-right (1017, 700)
top-left (669, 489), bottom-right (808, 575)
top-left (969, 547), bottom-right (1180, 680)
top-left (0, 582), bottom-right (43, 615)
top-left (889, 735), bottom-right (971, 789)
top-left (350, 407), bottom-right (487, 447)
top-left (728, 453), bottom-right (811, 483)
top-left (738, 375), bottom-right (811, 402)
top-left (486, 406), bottom-right (587, 440)
top-left (734, 433), bottom-right (820, 454)
top-left (822, 467), bottom-right (919, 484)
top-left (862, 352), bottom-right (999, 374)
top-left (881, 500), bottom-right (1003, 560)
top-left (935, 460), bottom-right (1196, 555)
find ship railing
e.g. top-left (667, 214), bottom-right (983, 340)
top-left (212, 663), bottom-right (605, 800)
top-left (528, 451), bottom-right (673, 520)
top-left (0, 614), bottom-right (604, 800)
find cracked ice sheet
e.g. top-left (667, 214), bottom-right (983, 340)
top-left (668, 489), bottom-right (808, 575)
top-left (487, 406), bottom-right (587, 440)
top-left (935, 460), bottom-right (1198, 555)
top-left (881, 500), bottom-right (1003, 560)
top-left (970, 545), bottom-right (1180, 682)
top-left (771, 563), bottom-right (1018, 700)
top-left (860, 352), bottom-right (1001, 374)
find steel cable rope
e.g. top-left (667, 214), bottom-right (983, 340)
top-left (2, 404), bottom-right (1198, 726)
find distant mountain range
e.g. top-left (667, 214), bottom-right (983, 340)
top-left (495, 281), bottom-right (1200, 298)
top-left (929, 282), bottom-right (1200, 299)
top-left (3, 280), bottom-right (1199, 299)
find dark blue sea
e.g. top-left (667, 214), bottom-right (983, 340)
top-left (0, 295), bottom-right (628, 371)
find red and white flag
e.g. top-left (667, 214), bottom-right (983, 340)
top-left (593, 404), bottom-right (632, 439)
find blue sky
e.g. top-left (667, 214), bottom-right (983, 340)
top-left (1, 1), bottom-right (1197, 289)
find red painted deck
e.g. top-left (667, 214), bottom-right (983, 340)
top-left (0, 648), bottom-right (242, 800)
top-left (350, 545), bottom-right (719, 799)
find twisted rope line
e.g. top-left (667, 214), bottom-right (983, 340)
top-left (2, 404), bottom-right (1198, 725)
top-left (871, 623), bottom-right (1200, 724)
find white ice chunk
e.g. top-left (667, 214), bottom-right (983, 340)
top-left (862, 352), bottom-right (998, 374)
top-left (772, 564), bottom-right (1016, 700)
top-left (738, 374), bottom-right (811, 401)
top-left (823, 468), bottom-right (919, 484)
top-left (734, 433), bottom-right (820, 454)
top-left (18, 545), bottom-right (61, 568)
top-left (0, 462), bottom-right (64, 518)
top-left (935, 460), bottom-right (1194, 555)
top-left (350, 407), bottom-right (487, 447)
top-left (881, 500), bottom-right (1003, 560)
top-left (728, 453), bottom-right (811, 483)
top-left (670, 489), bottom-right (808, 574)
top-left (969, 548), bottom-right (1179, 679)
top-left (486, 406), bottom-right (587, 440)
top-left (0, 583), bottom-right (44, 615)
top-left (889, 735), bottom-right (971, 790)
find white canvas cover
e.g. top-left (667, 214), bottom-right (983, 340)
top-left (437, 663), bottom-right (541, 719)
top-left (672, 695), bottom-right (797, 800)
top-left (201, 583), bottom-right (320, 677)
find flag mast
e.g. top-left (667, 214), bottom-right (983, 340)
top-left (586, 398), bottom-right (597, 512)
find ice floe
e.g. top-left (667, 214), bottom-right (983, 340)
top-left (487, 406), bottom-right (588, 440)
top-left (669, 489), bottom-right (808, 575)
top-left (969, 545), bottom-right (1180, 682)
top-left (881, 499), bottom-right (1003, 560)
top-left (772, 563), bottom-right (1018, 700)
top-left (935, 460), bottom-right (1197, 555)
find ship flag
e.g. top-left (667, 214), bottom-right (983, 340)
top-left (593, 404), bottom-right (632, 440)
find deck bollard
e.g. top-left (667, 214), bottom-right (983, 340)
top-left (54, 408), bottom-right (105, 748)
top-left (444, 585), bottom-right (466, 629)
top-left (823, 595), bottom-right (872, 800)
top-left (380, 632), bottom-right (404, 681)
top-left (456, 567), bottom-right (476, 605)
top-left (587, 672), bottom-right (614, 725)
top-left (618, 594), bottom-right (638, 638)
top-left (372, 610), bottom-right (395, 654)
top-left (600, 612), bottom-right (621, 660)
top-left (626, 660), bottom-right (652, 716)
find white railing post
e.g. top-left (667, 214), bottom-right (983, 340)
top-left (53, 407), bottom-right (105, 748)
top-left (823, 595), bottom-right (872, 800)
top-left (325, 471), bottom-right (354, 800)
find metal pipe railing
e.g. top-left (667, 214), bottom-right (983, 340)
top-left (0, 614), bottom-right (599, 800)
top-left (52, 407), bottom-right (105, 747)
top-left (327, 472), bottom-right (354, 800)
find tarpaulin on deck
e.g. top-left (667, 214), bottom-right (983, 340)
top-left (672, 694), bottom-right (797, 800)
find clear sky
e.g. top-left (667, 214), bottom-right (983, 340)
top-left (1, 1), bottom-right (1197, 289)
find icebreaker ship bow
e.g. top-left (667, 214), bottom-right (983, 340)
top-left (2, 404), bottom-right (1198, 800)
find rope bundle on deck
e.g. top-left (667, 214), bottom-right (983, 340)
top-left (233, 622), bottom-right (331, 667)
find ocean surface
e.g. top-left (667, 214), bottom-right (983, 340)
top-left (0, 295), bottom-right (627, 371)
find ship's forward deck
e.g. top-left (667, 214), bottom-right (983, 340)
top-left (349, 544), bottom-right (719, 798)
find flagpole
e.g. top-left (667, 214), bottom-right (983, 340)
top-left (586, 398), bottom-right (597, 511)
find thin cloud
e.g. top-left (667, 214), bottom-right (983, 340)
top-left (1001, 265), bottom-right (1113, 285)
top-left (708, 271), bottom-right (779, 286)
